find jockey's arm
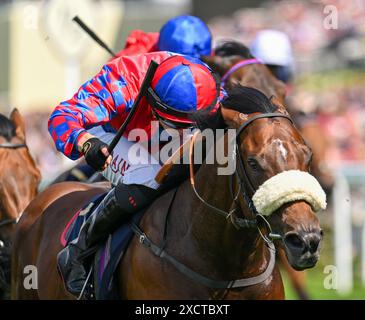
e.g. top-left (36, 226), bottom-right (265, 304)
top-left (48, 52), bottom-right (171, 161)
top-left (48, 61), bottom-right (132, 160)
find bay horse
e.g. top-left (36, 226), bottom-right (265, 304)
top-left (0, 109), bottom-right (41, 299)
top-left (12, 87), bottom-right (324, 300)
top-left (203, 42), bottom-right (326, 300)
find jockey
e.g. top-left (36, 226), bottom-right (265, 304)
top-left (114, 15), bottom-right (212, 58)
top-left (48, 52), bottom-right (222, 296)
top-left (63, 15), bottom-right (213, 184)
top-left (250, 29), bottom-right (294, 84)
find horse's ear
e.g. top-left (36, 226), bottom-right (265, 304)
top-left (220, 107), bottom-right (248, 128)
top-left (270, 96), bottom-right (290, 116)
top-left (201, 55), bottom-right (226, 75)
top-left (10, 108), bottom-right (26, 141)
top-left (201, 55), bottom-right (219, 67)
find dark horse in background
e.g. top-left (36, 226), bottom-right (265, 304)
top-left (203, 41), bottom-right (332, 300)
top-left (12, 87), bottom-right (323, 299)
top-left (0, 109), bottom-right (41, 299)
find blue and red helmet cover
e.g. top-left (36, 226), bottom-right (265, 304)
top-left (158, 15), bottom-right (212, 58)
top-left (151, 55), bottom-right (218, 124)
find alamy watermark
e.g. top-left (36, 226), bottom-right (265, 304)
top-left (323, 265), bottom-right (338, 290)
top-left (113, 121), bottom-right (237, 176)
top-left (23, 265), bottom-right (38, 290)
top-left (323, 4), bottom-right (339, 30)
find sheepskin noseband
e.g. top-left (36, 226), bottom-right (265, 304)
top-left (252, 170), bottom-right (327, 216)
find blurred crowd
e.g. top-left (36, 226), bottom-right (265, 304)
top-left (209, 0), bottom-right (365, 171)
top-left (290, 83), bottom-right (365, 169)
top-left (25, 112), bottom-right (75, 187)
top-left (209, 0), bottom-right (365, 72)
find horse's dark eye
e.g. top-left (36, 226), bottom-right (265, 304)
top-left (247, 158), bottom-right (259, 171)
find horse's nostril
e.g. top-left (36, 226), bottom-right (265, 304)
top-left (306, 233), bottom-right (321, 254)
top-left (284, 233), bottom-right (306, 254)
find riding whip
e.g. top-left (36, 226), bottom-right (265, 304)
top-left (72, 15), bottom-right (117, 58)
top-left (107, 60), bottom-right (159, 154)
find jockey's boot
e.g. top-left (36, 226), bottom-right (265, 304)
top-left (57, 184), bottom-right (159, 297)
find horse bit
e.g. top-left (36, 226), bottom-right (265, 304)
top-left (0, 141), bottom-right (27, 247)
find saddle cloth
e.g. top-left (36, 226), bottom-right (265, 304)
top-left (60, 194), bottom-right (145, 299)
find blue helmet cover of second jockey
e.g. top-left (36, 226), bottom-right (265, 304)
top-left (157, 15), bottom-right (212, 58)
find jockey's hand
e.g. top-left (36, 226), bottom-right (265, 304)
top-left (82, 137), bottom-right (112, 171)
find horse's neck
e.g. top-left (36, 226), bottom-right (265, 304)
top-left (232, 64), bottom-right (283, 100)
top-left (177, 158), bottom-right (266, 278)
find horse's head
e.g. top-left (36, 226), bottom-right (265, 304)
top-left (203, 41), bottom-right (287, 103)
top-left (0, 109), bottom-right (41, 244)
top-left (221, 87), bottom-right (325, 271)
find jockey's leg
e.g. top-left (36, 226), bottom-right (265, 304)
top-left (57, 183), bottom-right (161, 296)
top-left (57, 127), bottom-right (162, 296)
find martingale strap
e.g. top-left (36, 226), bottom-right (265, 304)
top-left (131, 222), bottom-right (276, 289)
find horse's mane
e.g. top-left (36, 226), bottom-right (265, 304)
top-left (214, 41), bottom-right (253, 59)
top-left (222, 85), bottom-right (277, 114)
top-left (193, 85), bottom-right (278, 130)
top-left (0, 114), bottom-right (15, 141)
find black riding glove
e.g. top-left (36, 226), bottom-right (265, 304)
top-left (82, 138), bottom-right (109, 171)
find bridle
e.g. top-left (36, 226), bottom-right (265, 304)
top-left (220, 58), bottom-right (262, 86)
top-left (189, 112), bottom-right (293, 243)
top-left (0, 219), bottom-right (17, 229)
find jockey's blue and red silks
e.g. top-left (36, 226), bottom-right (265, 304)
top-left (48, 52), bottom-right (223, 160)
top-left (114, 30), bottom-right (159, 58)
top-left (158, 15), bottom-right (212, 58)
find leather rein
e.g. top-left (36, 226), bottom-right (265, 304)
top-left (131, 112), bottom-right (293, 291)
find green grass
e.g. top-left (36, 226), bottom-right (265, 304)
top-left (283, 268), bottom-right (365, 300)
